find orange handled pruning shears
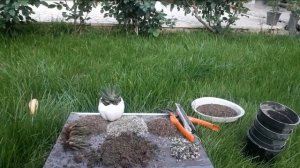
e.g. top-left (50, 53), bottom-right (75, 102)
top-left (169, 112), bottom-right (195, 142)
top-left (166, 103), bottom-right (220, 142)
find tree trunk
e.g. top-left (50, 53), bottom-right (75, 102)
top-left (191, 4), bottom-right (216, 33)
top-left (287, 12), bottom-right (299, 35)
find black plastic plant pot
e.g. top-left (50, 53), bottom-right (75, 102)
top-left (245, 130), bottom-right (283, 162)
top-left (257, 101), bottom-right (300, 134)
top-left (249, 126), bottom-right (286, 150)
top-left (266, 11), bottom-right (281, 26)
top-left (248, 128), bottom-right (284, 150)
top-left (253, 118), bottom-right (289, 141)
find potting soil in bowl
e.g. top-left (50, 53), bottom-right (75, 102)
top-left (196, 104), bottom-right (238, 117)
top-left (44, 113), bottom-right (214, 168)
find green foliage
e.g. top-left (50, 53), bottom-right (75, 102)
top-left (56, 0), bottom-right (97, 24)
top-left (175, 0), bottom-right (249, 33)
top-left (200, 0), bottom-right (248, 32)
top-left (0, 0), bottom-right (46, 34)
top-left (1, 0), bottom-right (248, 35)
top-left (101, 0), bottom-right (175, 36)
top-left (268, 0), bottom-right (280, 12)
top-left (288, 0), bottom-right (300, 15)
top-left (47, 0), bottom-right (98, 32)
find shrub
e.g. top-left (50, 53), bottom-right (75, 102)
top-left (101, 0), bottom-right (175, 36)
top-left (175, 0), bottom-right (249, 33)
top-left (288, 0), bottom-right (300, 15)
top-left (0, 0), bottom-right (46, 33)
top-left (50, 0), bottom-right (98, 29)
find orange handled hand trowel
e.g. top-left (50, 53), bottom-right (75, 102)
top-left (166, 103), bottom-right (220, 142)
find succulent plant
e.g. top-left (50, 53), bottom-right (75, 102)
top-left (99, 86), bottom-right (125, 121)
top-left (100, 87), bottom-right (122, 106)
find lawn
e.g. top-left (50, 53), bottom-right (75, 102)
top-left (0, 27), bottom-right (300, 168)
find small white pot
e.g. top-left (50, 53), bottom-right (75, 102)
top-left (98, 98), bottom-right (125, 121)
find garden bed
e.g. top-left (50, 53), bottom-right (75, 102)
top-left (44, 112), bottom-right (214, 168)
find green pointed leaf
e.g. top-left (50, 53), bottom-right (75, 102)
top-left (18, 15), bottom-right (24, 20)
top-left (170, 4), bottom-right (175, 11)
top-left (9, 9), bottom-right (15, 16)
top-left (57, 4), bottom-right (62, 10)
top-left (152, 29), bottom-right (160, 37)
top-left (40, 1), bottom-right (48, 7)
top-left (62, 12), bottom-right (68, 18)
top-left (48, 4), bottom-right (56, 8)
top-left (20, 1), bottom-right (27, 6)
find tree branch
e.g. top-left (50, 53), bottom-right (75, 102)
top-left (190, 1), bottom-right (216, 33)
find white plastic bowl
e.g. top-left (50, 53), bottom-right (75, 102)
top-left (191, 97), bottom-right (245, 123)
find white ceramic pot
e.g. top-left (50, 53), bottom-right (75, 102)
top-left (98, 98), bottom-right (125, 121)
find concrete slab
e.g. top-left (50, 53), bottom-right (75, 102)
top-left (31, 1), bottom-right (295, 33)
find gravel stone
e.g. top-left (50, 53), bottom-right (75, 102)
top-left (170, 137), bottom-right (201, 161)
top-left (106, 116), bottom-right (148, 137)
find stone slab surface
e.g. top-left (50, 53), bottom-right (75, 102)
top-left (44, 112), bottom-right (214, 168)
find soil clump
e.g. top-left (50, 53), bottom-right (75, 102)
top-left (87, 132), bottom-right (158, 168)
top-left (147, 118), bottom-right (181, 137)
top-left (196, 104), bottom-right (238, 117)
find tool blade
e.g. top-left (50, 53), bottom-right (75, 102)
top-left (175, 103), bottom-right (196, 133)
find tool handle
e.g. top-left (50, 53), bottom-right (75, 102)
top-left (170, 115), bottom-right (195, 142)
top-left (189, 117), bottom-right (221, 132)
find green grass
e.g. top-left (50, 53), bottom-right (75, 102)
top-left (1, 27), bottom-right (300, 168)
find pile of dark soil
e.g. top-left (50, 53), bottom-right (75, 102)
top-left (147, 118), bottom-right (181, 137)
top-left (87, 132), bottom-right (158, 168)
top-left (196, 104), bottom-right (237, 117)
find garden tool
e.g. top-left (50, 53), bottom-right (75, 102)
top-left (164, 103), bottom-right (220, 142)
